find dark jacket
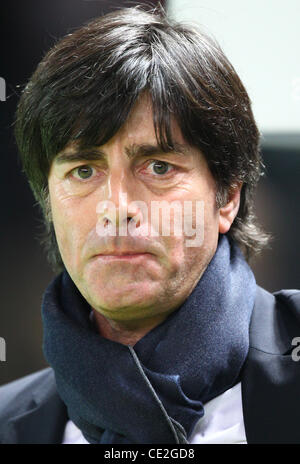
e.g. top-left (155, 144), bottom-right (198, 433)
top-left (0, 286), bottom-right (300, 444)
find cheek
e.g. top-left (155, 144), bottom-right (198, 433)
top-left (160, 194), bottom-right (219, 271)
top-left (50, 194), bottom-right (96, 269)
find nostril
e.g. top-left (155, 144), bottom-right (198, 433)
top-left (128, 217), bottom-right (140, 228)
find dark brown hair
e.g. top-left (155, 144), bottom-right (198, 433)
top-left (15, 6), bottom-right (271, 272)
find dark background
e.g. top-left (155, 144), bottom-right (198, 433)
top-left (0, 0), bottom-right (299, 385)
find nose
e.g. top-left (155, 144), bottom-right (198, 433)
top-left (96, 167), bottom-right (143, 236)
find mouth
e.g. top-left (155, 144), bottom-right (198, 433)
top-left (93, 252), bottom-right (154, 261)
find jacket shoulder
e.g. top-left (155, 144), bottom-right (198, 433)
top-left (273, 288), bottom-right (300, 318)
top-left (0, 367), bottom-right (55, 425)
top-left (250, 286), bottom-right (300, 354)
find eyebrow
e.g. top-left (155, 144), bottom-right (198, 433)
top-left (54, 142), bottom-right (189, 165)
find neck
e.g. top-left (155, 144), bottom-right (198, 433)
top-left (92, 309), bottom-right (172, 346)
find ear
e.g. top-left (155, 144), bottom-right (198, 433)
top-left (218, 182), bottom-right (242, 234)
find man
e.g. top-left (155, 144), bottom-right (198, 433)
top-left (0, 7), bottom-right (299, 444)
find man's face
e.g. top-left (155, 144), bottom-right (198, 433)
top-left (48, 95), bottom-right (228, 325)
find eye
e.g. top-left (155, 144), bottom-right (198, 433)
top-left (71, 165), bottom-right (95, 180)
top-left (148, 160), bottom-right (172, 176)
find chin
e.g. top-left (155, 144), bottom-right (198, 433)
top-left (90, 284), bottom-right (159, 312)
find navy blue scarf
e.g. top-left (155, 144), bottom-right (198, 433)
top-left (42, 234), bottom-right (256, 444)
